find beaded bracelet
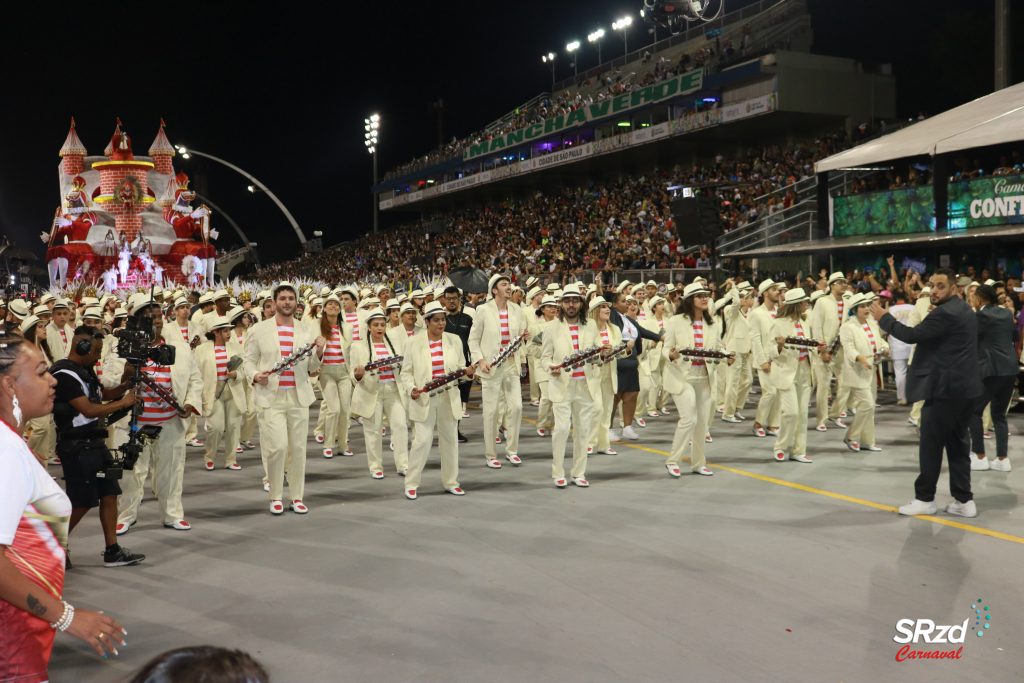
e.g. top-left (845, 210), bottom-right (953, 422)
top-left (51, 601), bottom-right (75, 632)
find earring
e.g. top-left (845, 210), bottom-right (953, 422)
top-left (12, 394), bottom-right (22, 428)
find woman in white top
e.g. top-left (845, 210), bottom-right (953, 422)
top-left (316, 295), bottom-right (354, 458)
top-left (721, 283), bottom-right (756, 423)
top-left (587, 297), bottom-right (623, 455)
top-left (638, 296), bottom-right (669, 423)
top-left (231, 307), bottom-right (258, 451)
top-left (0, 336), bottom-right (126, 676)
top-left (531, 295), bottom-right (560, 437)
top-left (839, 294), bottom-right (888, 452)
top-left (350, 309), bottom-right (409, 478)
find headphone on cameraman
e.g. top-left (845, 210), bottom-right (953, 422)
top-left (75, 330), bottom-right (103, 356)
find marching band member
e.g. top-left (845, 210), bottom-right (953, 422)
top-left (720, 282), bottom-right (755, 424)
top-left (230, 306), bottom-right (258, 452)
top-left (396, 302), bottom-right (421, 339)
top-left (351, 308), bottom-right (409, 478)
top-left (767, 288), bottom-right (822, 463)
top-left (540, 283), bottom-right (598, 489)
top-left (316, 294), bottom-right (354, 458)
top-left (662, 282), bottom-right (730, 478)
top-left (441, 286), bottom-right (474, 442)
top-left (638, 295), bottom-right (668, 424)
top-left (45, 299), bottom-right (74, 360)
top-left (531, 295), bottom-right (559, 437)
top-left (749, 280), bottom-right (782, 439)
top-left (525, 286), bottom-right (544, 406)
top-left (21, 315), bottom-right (57, 466)
top-left (840, 294), bottom-right (887, 453)
top-left (171, 297), bottom-right (196, 347)
top-left (196, 316), bottom-right (245, 471)
top-left (400, 301), bottom-right (475, 500)
top-left (468, 274), bottom-right (526, 468)
top-left (113, 293), bottom-right (203, 534)
top-left (242, 282), bottom-right (326, 515)
top-left (587, 296), bottom-right (622, 454)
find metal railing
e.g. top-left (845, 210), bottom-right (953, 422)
top-left (717, 205), bottom-right (817, 255)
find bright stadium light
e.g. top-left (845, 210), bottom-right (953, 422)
top-left (566, 40), bottom-right (580, 77)
top-left (613, 15), bottom-right (633, 54)
top-left (588, 28), bottom-right (606, 64)
top-left (542, 52), bottom-right (557, 89)
top-left (364, 113), bottom-right (380, 234)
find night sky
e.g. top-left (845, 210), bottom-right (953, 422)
top-left (0, 0), bottom-right (1017, 265)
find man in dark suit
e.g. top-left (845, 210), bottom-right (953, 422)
top-left (871, 268), bottom-right (983, 518)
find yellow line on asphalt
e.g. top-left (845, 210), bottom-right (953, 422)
top-left (624, 442), bottom-right (1024, 545)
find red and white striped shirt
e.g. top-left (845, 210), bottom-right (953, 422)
top-left (323, 324), bottom-right (346, 365)
top-left (638, 307), bottom-right (648, 322)
top-left (691, 320), bottom-right (705, 367)
top-left (498, 308), bottom-right (511, 346)
top-left (569, 324), bottom-right (585, 379)
top-left (429, 339), bottom-right (445, 379)
top-left (138, 354), bottom-right (177, 424)
top-left (862, 323), bottom-right (877, 355)
top-left (836, 299), bottom-right (845, 324)
top-left (277, 325), bottom-right (296, 389)
top-left (178, 325), bottom-right (190, 344)
top-left (59, 328), bottom-right (67, 347)
top-left (599, 328), bottom-right (610, 347)
top-left (374, 342), bottom-right (395, 383)
top-left (794, 322), bottom-right (809, 362)
top-left (344, 311), bottom-right (361, 341)
top-left (214, 344), bottom-right (228, 381)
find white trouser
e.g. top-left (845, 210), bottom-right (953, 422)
top-left (812, 358), bottom-right (835, 425)
top-left (551, 379), bottom-right (595, 480)
top-left (723, 352), bottom-right (752, 417)
top-left (240, 381), bottom-right (257, 443)
top-left (589, 370), bottom-right (615, 451)
top-left (754, 368), bottom-right (781, 428)
top-left (667, 374), bottom-right (711, 471)
top-left (204, 392), bottom-right (242, 467)
top-left (481, 365), bottom-right (522, 458)
top-left (845, 386), bottom-right (876, 447)
top-left (536, 381), bottom-right (554, 431)
top-left (319, 365), bottom-right (353, 450)
top-left (257, 390), bottom-right (309, 501)
top-left (361, 382), bottom-right (409, 474)
top-left (774, 362), bottom-right (811, 456)
top-left (406, 394), bottom-right (459, 492)
top-left (118, 418), bottom-right (187, 526)
top-left (528, 357), bottom-right (541, 402)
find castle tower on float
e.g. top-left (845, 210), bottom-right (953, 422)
top-left (148, 118), bottom-right (176, 176)
top-left (91, 118), bottom-right (156, 241)
top-left (58, 117), bottom-right (87, 175)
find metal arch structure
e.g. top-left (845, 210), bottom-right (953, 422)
top-left (178, 147), bottom-right (306, 246)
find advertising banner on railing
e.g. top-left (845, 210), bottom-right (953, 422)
top-left (533, 143), bottom-right (593, 169)
top-left (720, 93), bottom-right (777, 123)
top-left (462, 69), bottom-right (704, 161)
top-left (952, 174), bottom-right (1024, 228)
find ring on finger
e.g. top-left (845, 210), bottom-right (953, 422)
top-left (97, 632), bottom-right (106, 640)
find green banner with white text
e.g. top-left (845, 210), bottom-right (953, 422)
top-left (463, 69), bottom-right (704, 161)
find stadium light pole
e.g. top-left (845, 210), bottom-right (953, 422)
top-left (566, 40), bottom-right (580, 78)
top-left (175, 145), bottom-right (306, 246)
top-left (588, 28), bottom-right (606, 65)
top-left (541, 52), bottom-right (557, 91)
top-left (364, 113), bottom-right (380, 234)
top-left (612, 16), bottom-right (633, 56)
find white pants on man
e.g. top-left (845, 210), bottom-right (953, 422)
top-left (118, 418), bottom-right (187, 526)
top-left (406, 394), bottom-right (460, 492)
top-left (754, 368), bottom-right (781, 428)
top-left (723, 351), bottom-right (751, 417)
top-left (551, 380), bottom-right (595, 480)
top-left (481, 365), bottom-right (522, 458)
top-left (361, 383), bottom-right (410, 475)
top-left (893, 358), bottom-right (909, 403)
top-left (257, 390), bottom-right (309, 502)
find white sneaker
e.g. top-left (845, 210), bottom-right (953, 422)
top-left (907, 417), bottom-right (919, 427)
top-left (621, 426), bottom-right (640, 440)
top-left (970, 456), bottom-right (991, 471)
top-left (898, 499), bottom-right (938, 516)
top-left (608, 428), bottom-right (621, 443)
top-left (721, 414), bottom-right (743, 423)
top-left (991, 457), bottom-right (1012, 472)
top-left (945, 500), bottom-right (977, 518)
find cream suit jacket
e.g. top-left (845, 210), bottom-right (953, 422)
top-left (765, 316), bottom-right (815, 388)
top-left (45, 322), bottom-right (75, 360)
top-left (399, 331), bottom-right (465, 422)
top-left (661, 314), bottom-right (723, 394)
top-left (468, 299), bottom-right (527, 379)
top-left (839, 317), bottom-right (890, 389)
top-left (196, 336), bottom-right (246, 415)
top-left (101, 333), bottom-right (203, 422)
top-left (539, 319), bottom-right (600, 403)
top-left (748, 304), bottom-right (777, 367)
top-left (242, 318), bottom-right (323, 409)
top-left (809, 294), bottom-right (846, 348)
top-left (349, 335), bottom-right (404, 419)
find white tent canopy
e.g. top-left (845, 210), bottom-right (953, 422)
top-left (815, 81), bottom-right (1024, 173)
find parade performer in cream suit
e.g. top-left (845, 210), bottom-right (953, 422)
top-left (196, 316), bottom-right (245, 471)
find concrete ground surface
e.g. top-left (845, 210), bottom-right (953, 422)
top-left (50, 387), bottom-right (1024, 683)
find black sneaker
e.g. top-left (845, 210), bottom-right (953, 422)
top-left (458, 431), bottom-right (468, 443)
top-left (103, 544), bottom-right (146, 568)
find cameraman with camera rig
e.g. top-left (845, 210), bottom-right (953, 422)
top-left (106, 293), bottom-right (202, 536)
top-left (51, 326), bottom-right (145, 568)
